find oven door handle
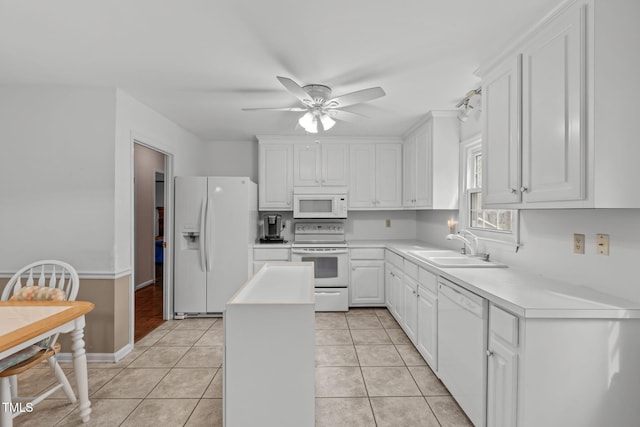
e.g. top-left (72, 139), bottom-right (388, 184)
top-left (291, 249), bottom-right (349, 255)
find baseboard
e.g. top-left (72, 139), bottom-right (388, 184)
top-left (135, 279), bottom-right (155, 290)
top-left (57, 343), bottom-right (133, 364)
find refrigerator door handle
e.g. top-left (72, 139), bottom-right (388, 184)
top-left (206, 196), bottom-right (214, 272)
top-left (199, 198), bottom-right (206, 272)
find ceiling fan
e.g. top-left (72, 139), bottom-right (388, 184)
top-left (242, 76), bottom-right (386, 133)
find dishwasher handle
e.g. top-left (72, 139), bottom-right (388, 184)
top-left (439, 282), bottom-right (484, 317)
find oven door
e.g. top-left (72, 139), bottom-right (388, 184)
top-left (290, 248), bottom-right (348, 287)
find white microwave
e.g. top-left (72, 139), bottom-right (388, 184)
top-left (293, 187), bottom-right (348, 219)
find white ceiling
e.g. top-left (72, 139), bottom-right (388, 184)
top-left (0, 0), bottom-right (562, 142)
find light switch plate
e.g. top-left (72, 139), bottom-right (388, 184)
top-left (596, 234), bottom-right (609, 255)
top-left (385, 219), bottom-right (391, 228)
top-left (573, 234), bottom-right (585, 254)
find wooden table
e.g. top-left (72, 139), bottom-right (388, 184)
top-left (0, 301), bottom-right (94, 426)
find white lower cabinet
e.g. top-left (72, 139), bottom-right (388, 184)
top-left (384, 250), bottom-right (404, 323)
top-left (487, 337), bottom-right (518, 427)
top-left (416, 268), bottom-right (438, 370)
top-left (402, 261), bottom-right (419, 343)
top-left (402, 273), bottom-right (419, 343)
top-left (253, 247), bottom-right (290, 273)
top-left (350, 259), bottom-right (385, 306)
top-left (487, 304), bottom-right (519, 427)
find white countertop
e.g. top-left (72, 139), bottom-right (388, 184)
top-left (252, 238), bottom-right (640, 318)
top-left (229, 261), bottom-right (314, 305)
top-left (356, 239), bottom-right (640, 319)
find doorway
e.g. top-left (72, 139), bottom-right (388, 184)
top-left (133, 143), bottom-right (167, 341)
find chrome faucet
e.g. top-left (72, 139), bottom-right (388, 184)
top-left (446, 230), bottom-right (479, 256)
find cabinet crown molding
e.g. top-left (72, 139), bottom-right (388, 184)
top-left (475, 0), bottom-right (585, 77)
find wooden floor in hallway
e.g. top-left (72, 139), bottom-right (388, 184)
top-left (134, 263), bottom-right (165, 342)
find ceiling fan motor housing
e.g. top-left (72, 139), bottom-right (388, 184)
top-left (303, 84), bottom-right (332, 106)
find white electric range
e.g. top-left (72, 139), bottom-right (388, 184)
top-left (291, 222), bottom-right (348, 311)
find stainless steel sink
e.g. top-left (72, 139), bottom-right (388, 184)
top-left (408, 250), bottom-right (461, 258)
top-left (408, 250), bottom-right (506, 268)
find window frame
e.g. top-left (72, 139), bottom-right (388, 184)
top-left (458, 134), bottom-right (520, 248)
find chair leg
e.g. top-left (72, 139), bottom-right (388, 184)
top-left (47, 358), bottom-right (76, 403)
top-left (9, 375), bottom-right (17, 399)
top-left (1, 377), bottom-right (14, 427)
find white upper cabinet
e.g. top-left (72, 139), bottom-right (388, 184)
top-left (258, 140), bottom-right (293, 210)
top-left (293, 142), bottom-right (348, 187)
top-left (481, 1), bottom-right (585, 208)
top-left (350, 142), bottom-right (402, 209)
top-left (403, 112), bottom-right (460, 209)
top-left (520, 3), bottom-right (585, 204)
top-left (482, 56), bottom-right (522, 205)
top-left (480, 0), bottom-right (640, 208)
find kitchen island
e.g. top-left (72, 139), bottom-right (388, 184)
top-left (224, 261), bottom-right (315, 427)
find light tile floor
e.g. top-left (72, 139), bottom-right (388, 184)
top-left (11, 308), bottom-right (472, 426)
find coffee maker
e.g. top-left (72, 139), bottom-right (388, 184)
top-left (260, 214), bottom-right (285, 243)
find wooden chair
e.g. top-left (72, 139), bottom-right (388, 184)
top-left (0, 260), bottom-right (80, 424)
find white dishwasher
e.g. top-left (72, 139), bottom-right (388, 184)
top-left (437, 278), bottom-right (488, 427)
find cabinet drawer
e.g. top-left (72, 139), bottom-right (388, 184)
top-left (404, 261), bottom-right (419, 280)
top-left (489, 304), bottom-right (519, 347)
top-left (350, 248), bottom-right (385, 260)
top-left (254, 248), bottom-right (290, 261)
top-left (418, 268), bottom-right (438, 294)
top-left (385, 250), bottom-right (403, 268)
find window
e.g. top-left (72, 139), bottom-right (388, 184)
top-left (459, 136), bottom-right (519, 246)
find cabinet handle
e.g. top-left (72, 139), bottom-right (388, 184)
top-left (486, 350), bottom-right (494, 357)
top-left (390, 272), bottom-right (395, 277)
top-left (510, 188), bottom-right (518, 194)
top-left (412, 290), bottom-right (416, 295)
top-left (520, 186), bottom-right (529, 193)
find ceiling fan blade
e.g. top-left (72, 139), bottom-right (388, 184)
top-left (327, 109), bottom-right (367, 123)
top-left (276, 76), bottom-right (313, 105)
top-left (241, 107), bottom-right (307, 112)
top-left (326, 87), bottom-right (386, 108)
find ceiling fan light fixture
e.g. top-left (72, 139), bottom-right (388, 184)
top-left (298, 111), bottom-right (314, 128)
top-left (305, 118), bottom-right (318, 133)
top-left (320, 114), bottom-right (336, 131)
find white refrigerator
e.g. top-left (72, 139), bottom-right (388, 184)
top-left (174, 176), bottom-right (257, 316)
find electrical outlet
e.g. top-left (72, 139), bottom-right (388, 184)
top-left (573, 234), bottom-right (585, 254)
top-left (385, 219), bottom-right (391, 228)
top-left (596, 234), bottom-right (609, 255)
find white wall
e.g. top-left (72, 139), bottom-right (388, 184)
top-left (345, 211), bottom-right (417, 241)
top-left (0, 86), bottom-right (117, 273)
top-left (201, 140), bottom-right (258, 182)
top-left (114, 89), bottom-right (206, 274)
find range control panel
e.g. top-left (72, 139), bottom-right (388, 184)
top-left (294, 223), bottom-right (344, 234)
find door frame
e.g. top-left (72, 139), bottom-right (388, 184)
top-left (130, 133), bottom-right (174, 347)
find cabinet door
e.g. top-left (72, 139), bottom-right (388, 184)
top-left (349, 144), bottom-right (376, 208)
top-left (482, 55), bottom-right (522, 205)
top-left (322, 143), bottom-right (349, 186)
top-left (259, 143), bottom-right (293, 210)
top-left (391, 267), bottom-right (404, 322)
top-left (385, 264), bottom-right (403, 322)
top-left (350, 260), bottom-right (385, 305)
top-left (402, 134), bottom-right (417, 207)
top-left (521, 3), bottom-right (585, 204)
top-left (417, 286), bottom-right (437, 369)
top-left (414, 122), bottom-right (432, 207)
top-left (375, 143), bottom-right (403, 208)
top-left (487, 337), bottom-right (518, 427)
top-left (385, 263), bottom-right (395, 313)
top-left (402, 275), bottom-right (418, 343)
top-left (293, 143), bottom-right (321, 186)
